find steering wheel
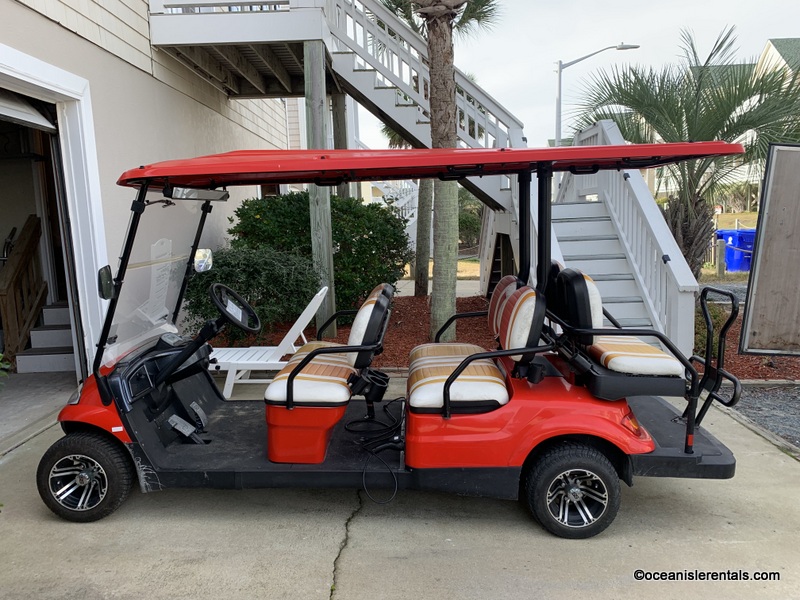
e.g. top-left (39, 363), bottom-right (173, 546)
top-left (209, 283), bottom-right (261, 334)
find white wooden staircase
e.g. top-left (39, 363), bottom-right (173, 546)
top-left (14, 303), bottom-right (75, 373)
top-left (553, 201), bottom-right (652, 328)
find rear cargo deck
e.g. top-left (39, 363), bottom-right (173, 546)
top-left (628, 395), bottom-right (735, 479)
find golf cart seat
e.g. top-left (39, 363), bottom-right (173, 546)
top-left (263, 284), bottom-right (393, 463)
top-left (555, 268), bottom-right (686, 400)
top-left (406, 285), bottom-right (545, 414)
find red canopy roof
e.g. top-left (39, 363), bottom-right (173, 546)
top-left (117, 143), bottom-right (743, 189)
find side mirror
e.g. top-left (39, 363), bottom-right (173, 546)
top-left (194, 248), bottom-right (213, 273)
top-left (98, 265), bottom-right (115, 299)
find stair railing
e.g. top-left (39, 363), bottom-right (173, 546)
top-left (0, 215), bottom-right (48, 365)
top-left (325, 0), bottom-right (524, 150)
top-left (561, 120), bottom-right (698, 355)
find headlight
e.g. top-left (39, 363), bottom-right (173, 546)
top-left (67, 383), bottom-right (84, 405)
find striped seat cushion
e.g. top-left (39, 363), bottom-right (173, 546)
top-left (264, 341), bottom-right (356, 405)
top-left (407, 346), bottom-right (508, 410)
top-left (588, 336), bottom-right (684, 377)
top-left (409, 342), bottom-right (485, 367)
top-left (487, 275), bottom-right (519, 336)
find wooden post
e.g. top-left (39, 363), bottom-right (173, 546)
top-left (331, 93), bottom-right (351, 200)
top-left (305, 40), bottom-right (337, 334)
top-left (716, 238), bottom-right (726, 278)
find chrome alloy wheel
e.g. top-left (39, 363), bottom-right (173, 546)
top-left (47, 454), bottom-right (109, 512)
top-left (545, 468), bottom-right (609, 528)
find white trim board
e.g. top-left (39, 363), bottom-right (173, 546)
top-left (0, 43), bottom-right (108, 378)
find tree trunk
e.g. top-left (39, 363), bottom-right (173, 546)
top-left (414, 177), bottom-right (433, 296)
top-left (425, 11), bottom-right (459, 341)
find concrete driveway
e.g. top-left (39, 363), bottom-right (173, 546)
top-left (0, 396), bottom-right (799, 599)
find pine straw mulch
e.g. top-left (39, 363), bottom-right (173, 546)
top-left (229, 296), bottom-right (800, 379)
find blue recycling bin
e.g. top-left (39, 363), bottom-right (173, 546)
top-left (716, 229), bottom-right (756, 272)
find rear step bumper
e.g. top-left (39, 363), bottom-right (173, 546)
top-left (628, 396), bottom-right (735, 479)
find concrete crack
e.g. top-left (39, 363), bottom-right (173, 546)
top-left (330, 489), bottom-right (364, 600)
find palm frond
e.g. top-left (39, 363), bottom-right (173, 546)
top-left (454, 0), bottom-right (500, 37)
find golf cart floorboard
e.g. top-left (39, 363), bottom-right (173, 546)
top-left (137, 398), bottom-right (522, 498)
top-left (628, 395), bottom-right (735, 479)
top-left (151, 398), bottom-right (403, 472)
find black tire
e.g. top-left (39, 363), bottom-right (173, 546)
top-left (523, 442), bottom-right (620, 539)
top-left (36, 433), bottom-right (134, 523)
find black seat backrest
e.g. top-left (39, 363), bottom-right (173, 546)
top-left (543, 260), bottom-right (565, 320)
top-left (556, 268), bottom-right (595, 345)
top-left (349, 284), bottom-right (393, 370)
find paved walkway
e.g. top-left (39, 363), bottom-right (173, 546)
top-left (0, 374), bottom-right (799, 599)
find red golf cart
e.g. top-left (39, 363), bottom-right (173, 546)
top-left (37, 142), bottom-right (744, 538)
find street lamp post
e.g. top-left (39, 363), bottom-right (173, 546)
top-left (555, 43), bottom-right (640, 148)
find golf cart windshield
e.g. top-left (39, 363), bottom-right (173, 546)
top-left (102, 192), bottom-right (207, 365)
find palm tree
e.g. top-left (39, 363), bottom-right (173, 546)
top-left (381, 0), bottom-right (499, 339)
top-left (381, 122), bottom-right (433, 297)
top-left (574, 27), bottom-right (800, 277)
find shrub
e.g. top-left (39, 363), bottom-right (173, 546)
top-left (694, 301), bottom-right (729, 358)
top-left (0, 352), bottom-right (10, 388)
top-left (228, 192), bottom-right (413, 309)
top-left (182, 245), bottom-right (319, 342)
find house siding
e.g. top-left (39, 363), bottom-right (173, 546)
top-left (12, 0), bottom-right (287, 147)
top-left (1, 0), bottom-right (288, 261)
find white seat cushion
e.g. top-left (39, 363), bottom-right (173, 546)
top-left (265, 341), bottom-right (355, 405)
top-left (588, 336), bottom-right (685, 377)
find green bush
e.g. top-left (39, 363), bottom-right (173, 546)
top-left (0, 352), bottom-right (10, 388)
top-left (694, 301), bottom-right (729, 358)
top-left (183, 246), bottom-right (319, 342)
top-left (228, 192), bottom-right (413, 309)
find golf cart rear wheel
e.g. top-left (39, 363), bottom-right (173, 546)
top-left (36, 432), bottom-right (134, 523)
top-left (524, 443), bottom-right (620, 539)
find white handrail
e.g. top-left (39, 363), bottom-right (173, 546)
top-left (562, 120), bottom-right (698, 355)
top-left (326, 0), bottom-right (524, 150)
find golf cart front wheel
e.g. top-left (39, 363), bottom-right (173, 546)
top-left (36, 432), bottom-right (134, 522)
top-left (523, 442), bottom-right (620, 539)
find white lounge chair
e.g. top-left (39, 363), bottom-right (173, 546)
top-left (209, 286), bottom-right (329, 399)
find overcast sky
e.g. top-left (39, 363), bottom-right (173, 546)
top-left (356, 0), bottom-right (800, 149)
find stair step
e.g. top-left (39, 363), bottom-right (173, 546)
top-left (604, 300), bottom-right (650, 320)
top-left (15, 346), bottom-right (75, 373)
top-left (589, 273), bottom-right (634, 282)
top-left (602, 296), bottom-right (641, 304)
top-left (563, 253), bottom-right (626, 262)
top-left (614, 318), bottom-right (654, 328)
top-left (30, 324), bottom-right (72, 348)
top-left (42, 303), bottom-right (71, 326)
top-left (592, 278), bottom-right (640, 298)
top-left (557, 234), bottom-right (618, 242)
top-left (560, 238), bottom-right (623, 256)
top-left (552, 201), bottom-right (608, 219)
top-left (553, 219), bottom-right (615, 237)
top-left (566, 258), bottom-right (630, 275)
top-left (552, 215), bottom-right (610, 223)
